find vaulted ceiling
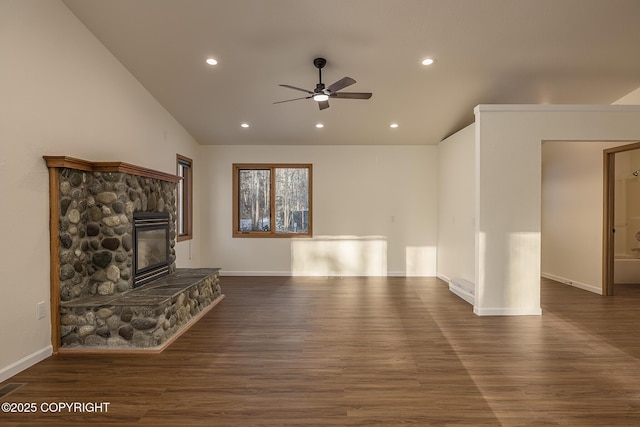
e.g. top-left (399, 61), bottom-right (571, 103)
top-left (62, 0), bottom-right (640, 145)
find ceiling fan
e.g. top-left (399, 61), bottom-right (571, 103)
top-left (274, 57), bottom-right (372, 110)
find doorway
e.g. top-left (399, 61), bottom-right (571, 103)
top-left (603, 141), bottom-right (640, 295)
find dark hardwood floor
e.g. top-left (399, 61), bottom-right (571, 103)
top-left (2, 276), bottom-right (640, 426)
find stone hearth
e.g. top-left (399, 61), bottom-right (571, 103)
top-left (60, 268), bottom-right (223, 349)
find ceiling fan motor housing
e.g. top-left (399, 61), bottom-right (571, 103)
top-left (313, 57), bottom-right (327, 69)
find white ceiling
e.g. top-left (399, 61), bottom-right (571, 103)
top-left (62, 0), bottom-right (640, 146)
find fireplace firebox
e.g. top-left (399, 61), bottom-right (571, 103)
top-left (133, 212), bottom-right (170, 287)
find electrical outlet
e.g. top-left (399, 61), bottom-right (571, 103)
top-left (36, 301), bottom-right (46, 320)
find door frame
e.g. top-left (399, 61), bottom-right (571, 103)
top-left (603, 141), bottom-right (640, 296)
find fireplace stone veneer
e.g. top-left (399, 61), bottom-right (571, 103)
top-left (60, 268), bottom-right (223, 349)
top-left (44, 157), bottom-right (223, 351)
top-left (55, 164), bottom-right (177, 301)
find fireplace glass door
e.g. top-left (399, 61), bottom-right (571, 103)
top-left (133, 212), bottom-right (170, 287)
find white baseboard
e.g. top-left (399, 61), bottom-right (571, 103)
top-left (437, 274), bottom-right (451, 283)
top-left (541, 272), bottom-right (602, 295)
top-left (220, 271), bottom-right (292, 276)
top-left (219, 271), bottom-right (435, 278)
top-left (473, 306), bottom-right (542, 316)
top-left (0, 345), bottom-right (52, 383)
top-left (388, 271), bottom-right (406, 277)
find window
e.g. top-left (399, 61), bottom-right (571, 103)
top-left (233, 163), bottom-right (312, 237)
top-left (176, 154), bottom-right (193, 241)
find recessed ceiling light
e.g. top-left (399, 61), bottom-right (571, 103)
top-left (206, 58), bottom-right (218, 66)
top-left (241, 123), bottom-right (249, 128)
top-left (390, 123), bottom-right (399, 128)
top-left (315, 123), bottom-right (324, 128)
top-left (421, 58), bottom-right (435, 66)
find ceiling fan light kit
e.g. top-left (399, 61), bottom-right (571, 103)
top-left (274, 57), bottom-right (372, 110)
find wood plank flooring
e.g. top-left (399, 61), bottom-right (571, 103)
top-left (2, 276), bottom-right (640, 426)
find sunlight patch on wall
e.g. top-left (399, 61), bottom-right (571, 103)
top-left (405, 246), bottom-right (436, 276)
top-left (507, 231), bottom-right (541, 309)
top-left (476, 231), bottom-right (486, 309)
top-left (475, 231), bottom-right (541, 315)
top-left (291, 236), bottom-right (387, 276)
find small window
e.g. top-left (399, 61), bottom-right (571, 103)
top-left (177, 154), bottom-right (193, 241)
top-left (233, 164), bottom-right (312, 238)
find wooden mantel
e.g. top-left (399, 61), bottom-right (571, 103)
top-left (43, 156), bottom-right (181, 183)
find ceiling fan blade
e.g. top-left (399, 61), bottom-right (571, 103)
top-left (318, 100), bottom-right (330, 110)
top-left (279, 84), bottom-right (313, 94)
top-left (326, 77), bottom-right (356, 93)
top-left (273, 96), bottom-right (311, 104)
top-left (331, 92), bottom-right (373, 99)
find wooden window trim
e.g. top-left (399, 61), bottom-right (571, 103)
top-left (232, 163), bottom-right (313, 238)
top-left (177, 154), bottom-right (193, 242)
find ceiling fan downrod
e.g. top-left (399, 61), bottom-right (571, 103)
top-left (314, 57), bottom-right (326, 92)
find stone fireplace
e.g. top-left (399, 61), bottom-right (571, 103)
top-left (44, 156), bottom-right (223, 352)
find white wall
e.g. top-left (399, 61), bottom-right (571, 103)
top-left (541, 141), bottom-right (623, 294)
top-left (437, 124), bottom-right (475, 284)
top-left (0, 0), bottom-right (201, 382)
top-left (200, 145), bottom-right (438, 276)
top-left (474, 105), bottom-right (640, 316)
